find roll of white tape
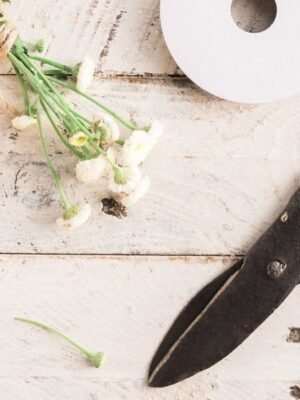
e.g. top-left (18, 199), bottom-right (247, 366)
top-left (160, 0), bottom-right (300, 104)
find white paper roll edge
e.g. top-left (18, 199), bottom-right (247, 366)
top-left (160, 0), bottom-right (300, 104)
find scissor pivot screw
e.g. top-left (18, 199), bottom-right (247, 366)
top-left (280, 212), bottom-right (288, 223)
top-left (267, 260), bottom-right (287, 280)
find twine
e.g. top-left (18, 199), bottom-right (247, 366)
top-left (0, 91), bottom-right (18, 116)
top-left (0, 21), bottom-right (18, 59)
top-left (0, 20), bottom-right (19, 116)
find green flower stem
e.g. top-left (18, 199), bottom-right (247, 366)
top-left (43, 70), bottom-right (70, 81)
top-left (38, 87), bottom-right (102, 155)
top-left (29, 54), bottom-right (74, 73)
top-left (71, 117), bottom-right (118, 167)
top-left (22, 39), bottom-right (44, 53)
top-left (15, 317), bottom-right (104, 368)
top-left (39, 88), bottom-right (87, 129)
top-left (115, 138), bottom-right (125, 146)
top-left (9, 53), bottom-right (60, 111)
top-left (36, 107), bottom-right (71, 211)
top-left (14, 49), bottom-right (103, 140)
top-left (17, 51), bottom-right (68, 110)
top-left (49, 77), bottom-right (140, 131)
top-left (14, 50), bottom-right (76, 126)
top-left (25, 67), bottom-right (102, 159)
top-left (37, 95), bottom-right (90, 159)
top-left (11, 63), bottom-right (31, 115)
top-left (69, 109), bottom-right (91, 126)
top-left (81, 146), bottom-right (93, 158)
top-left (33, 72), bottom-right (110, 161)
top-left (9, 53), bottom-right (88, 158)
top-left (40, 99), bottom-right (86, 160)
top-left (9, 51), bottom-right (119, 170)
top-left (18, 53), bottom-right (93, 134)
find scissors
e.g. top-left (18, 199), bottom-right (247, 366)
top-left (148, 188), bottom-right (300, 387)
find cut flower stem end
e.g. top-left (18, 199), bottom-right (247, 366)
top-left (15, 317), bottom-right (104, 368)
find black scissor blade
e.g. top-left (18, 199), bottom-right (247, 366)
top-left (149, 188), bottom-right (300, 388)
top-left (148, 259), bottom-right (243, 378)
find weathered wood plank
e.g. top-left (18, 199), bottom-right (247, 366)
top-left (0, 255), bottom-right (299, 399)
top-left (1, 0), bottom-right (278, 76)
top-left (2, 0), bottom-right (177, 76)
top-left (0, 76), bottom-right (299, 254)
top-left (0, 377), bottom-right (296, 400)
top-left (0, 2), bottom-right (297, 399)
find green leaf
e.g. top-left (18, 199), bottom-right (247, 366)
top-left (34, 39), bottom-right (45, 53)
top-left (115, 139), bottom-right (125, 146)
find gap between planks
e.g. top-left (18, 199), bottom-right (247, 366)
top-left (0, 73), bottom-right (186, 80)
top-left (0, 252), bottom-right (243, 258)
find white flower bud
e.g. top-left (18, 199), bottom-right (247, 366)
top-left (76, 57), bottom-right (95, 92)
top-left (95, 113), bottom-right (120, 145)
top-left (69, 132), bottom-right (88, 147)
top-left (109, 166), bottom-right (141, 194)
top-left (12, 115), bottom-right (37, 131)
top-left (76, 148), bottom-right (115, 183)
top-left (56, 203), bottom-right (92, 229)
top-left (121, 175), bottom-right (150, 207)
top-left (76, 157), bottom-right (106, 184)
top-left (122, 130), bottom-right (152, 166)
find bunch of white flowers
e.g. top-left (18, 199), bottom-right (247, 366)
top-left (3, 25), bottom-right (163, 229)
top-left (106, 120), bottom-right (162, 206)
top-left (75, 117), bottom-right (163, 209)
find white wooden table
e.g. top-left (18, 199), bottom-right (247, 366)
top-left (0, 1), bottom-right (299, 399)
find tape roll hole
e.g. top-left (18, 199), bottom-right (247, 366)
top-left (231, 0), bottom-right (277, 33)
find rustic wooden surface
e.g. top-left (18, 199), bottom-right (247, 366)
top-left (1, 255), bottom-right (299, 400)
top-left (0, 1), bottom-right (299, 399)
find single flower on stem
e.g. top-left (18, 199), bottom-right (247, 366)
top-left (76, 157), bottom-right (107, 184)
top-left (56, 203), bottom-right (92, 229)
top-left (109, 166), bottom-right (142, 194)
top-left (121, 175), bottom-right (150, 207)
top-left (35, 107), bottom-right (88, 229)
top-left (15, 317), bottom-right (104, 368)
top-left (122, 130), bottom-right (152, 166)
top-left (12, 114), bottom-right (37, 131)
top-left (93, 112), bottom-right (120, 146)
top-left (122, 121), bottom-right (163, 166)
top-left (75, 56), bottom-right (95, 92)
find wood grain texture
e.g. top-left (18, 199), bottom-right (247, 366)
top-left (0, 255), bottom-right (299, 399)
top-left (2, 0), bottom-right (177, 76)
top-left (0, 378), bottom-right (296, 400)
top-left (0, 1), bottom-right (299, 399)
top-left (0, 76), bottom-right (299, 254)
top-left (2, 0), bottom-right (278, 76)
